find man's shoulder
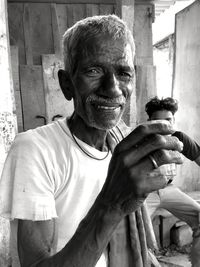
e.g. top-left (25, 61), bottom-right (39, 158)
top-left (15, 121), bottom-right (57, 141)
top-left (13, 119), bottom-right (66, 151)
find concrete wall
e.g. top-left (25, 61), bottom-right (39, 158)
top-left (0, 0), bottom-right (17, 266)
top-left (152, 0), bottom-right (195, 45)
top-left (134, 3), bottom-right (157, 125)
top-left (117, 1), bottom-right (156, 126)
top-left (152, 1), bottom-right (200, 192)
top-left (153, 36), bottom-right (174, 98)
top-left (173, 1), bottom-right (200, 191)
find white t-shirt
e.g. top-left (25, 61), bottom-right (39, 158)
top-left (0, 118), bottom-right (112, 267)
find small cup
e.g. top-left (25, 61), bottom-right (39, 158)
top-left (150, 163), bottom-right (176, 184)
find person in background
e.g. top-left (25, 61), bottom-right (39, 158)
top-left (145, 96), bottom-right (200, 266)
top-left (0, 16), bottom-right (183, 267)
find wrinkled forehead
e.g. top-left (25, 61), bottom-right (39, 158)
top-left (79, 33), bottom-right (134, 54)
top-left (73, 34), bottom-right (135, 69)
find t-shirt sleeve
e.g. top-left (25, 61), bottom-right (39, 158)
top-left (173, 131), bottom-right (200, 161)
top-left (0, 131), bottom-right (57, 221)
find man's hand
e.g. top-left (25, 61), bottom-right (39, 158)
top-left (99, 120), bottom-right (183, 215)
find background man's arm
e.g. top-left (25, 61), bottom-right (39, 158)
top-left (173, 131), bottom-right (200, 165)
top-left (194, 155), bottom-right (200, 166)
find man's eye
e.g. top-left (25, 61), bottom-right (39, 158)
top-left (121, 72), bottom-right (131, 77)
top-left (118, 71), bottom-right (132, 80)
top-left (85, 68), bottom-right (103, 77)
top-left (88, 69), bottom-right (98, 74)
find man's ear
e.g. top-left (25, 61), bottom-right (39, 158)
top-left (58, 69), bottom-right (73, 101)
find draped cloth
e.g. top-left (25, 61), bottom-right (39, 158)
top-left (107, 120), bottom-right (159, 267)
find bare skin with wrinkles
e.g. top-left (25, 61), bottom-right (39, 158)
top-left (17, 24), bottom-right (183, 267)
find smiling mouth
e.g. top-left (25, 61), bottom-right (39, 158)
top-left (95, 105), bottom-right (120, 110)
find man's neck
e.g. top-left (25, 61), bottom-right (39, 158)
top-left (67, 114), bottom-right (109, 152)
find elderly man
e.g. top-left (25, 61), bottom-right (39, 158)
top-left (145, 96), bottom-right (200, 266)
top-left (0, 16), bottom-right (183, 267)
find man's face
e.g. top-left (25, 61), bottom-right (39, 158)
top-left (150, 110), bottom-right (175, 125)
top-left (70, 35), bottom-right (135, 130)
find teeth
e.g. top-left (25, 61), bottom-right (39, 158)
top-left (97, 106), bottom-right (117, 110)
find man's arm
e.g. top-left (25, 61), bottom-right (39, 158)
top-left (18, 121), bottom-right (183, 267)
top-left (18, 219), bottom-right (57, 266)
top-left (18, 202), bottom-right (122, 267)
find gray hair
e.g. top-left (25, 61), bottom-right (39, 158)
top-left (62, 14), bottom-right (135, 75)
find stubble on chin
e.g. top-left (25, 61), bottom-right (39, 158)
top-left (86, 109), bottom-right (123, 130)
top-left (84, 97), bottom-right (126, 130)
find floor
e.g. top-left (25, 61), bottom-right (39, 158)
top-left (158, 254), bottom-right (191, 267)
top-left (146, 190), bottom-right (200, 267)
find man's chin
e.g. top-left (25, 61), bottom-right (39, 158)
top-left (91, 117), bottom-right (122, 130)
top-left (85, 108), bottom-right (124, 130)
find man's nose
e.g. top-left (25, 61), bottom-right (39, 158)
top-left (101, 72), bottom-right (121, 97)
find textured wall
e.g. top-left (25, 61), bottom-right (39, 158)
top-left (0, 112), bottom-right (16, 267)
top-left (173, 1), bottom-right (200, 191)
top-left (0, 0), bottom-right (17, 266)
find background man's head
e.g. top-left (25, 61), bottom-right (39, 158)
top-left (145, 96), bottom-right (178, 124)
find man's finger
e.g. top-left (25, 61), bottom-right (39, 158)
top-left (117, 120), bottom-right (176, 153)
top-left (152, 149), bottom-right (184, 167)
top-left (129, 160), bottom-right (171, 197)
top-left (129, 152), bottom-right (183, 194)
top-left (119, 135), bottom-right (183, 167)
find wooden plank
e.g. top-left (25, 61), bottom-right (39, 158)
top-left (66, 4), bottom-right (74, 28)
top-left (86, 4), bottom-right (99, 17)
top-left (0, 0), bottom-right (15, 113)
top-left (122, 88), bottom-right (136, 128)
top-left (8, 0), bottom-right (116, 3)
top-left (8, 3), bottom-right (26, 65)
top-left (115, 0), bottom-right (135, 18)
top-left (23, 3), bottom-right (33, 65)
top-left (10, 46), bottom-right (24, 132)
top-left (153, 0), bottom-right (175, 4)
top-left (42, 54), bottom-right (74, 123)
top-left (72, 4), bottom-right (86, 24)
top-left (29, 3), bottom-right (54, 65)
top-left (135, 65), bottom-right (156, 125)
top-left (51, 3), bottom-right (62, 56)
top-left (14, 91), bottom-right (24, 132)
top-left (10, 46), bottom-right (19, 92)
top-left (99, 4), bottom-right (114, 15)
top-left (66, 3), bottom-right (86, 27)
top-left (134, 3), bottom-right (154, 65)
top-left (116, 0), bottom-right (136, 128)
top-left (56, 4), bottom-right (68, 38)
top-left (20, 65), bottom-right (46, 130)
